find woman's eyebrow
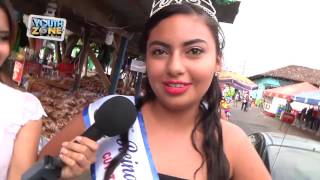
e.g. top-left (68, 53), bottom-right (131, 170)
top-left (0, 31), bottom-right (9, 37)
top-left (148, 40), bottom-right (171, 49)
top-left (0, 31), bottom-right (9, 34)
top-left (183, 39), bottom-right (207, 46)
top-left (148, 39), bottom-right (207, 49)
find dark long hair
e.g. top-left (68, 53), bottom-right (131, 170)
top-left (139, 3), bottom-right (230, 180)
top-left (0, 0), bottom-right (16, 81)
top-left (0, 0), bottom-right (16, 48)
top-left (105, 3), bottom-right (230, 180)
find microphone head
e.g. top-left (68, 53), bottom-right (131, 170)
top-left (94, 96), bottom-right (137, 137)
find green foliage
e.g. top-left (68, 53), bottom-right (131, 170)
top-left (255, 99), bottom-right (263, 106)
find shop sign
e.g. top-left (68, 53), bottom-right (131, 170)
top-left (12, 61), bottom-right (24, 85)
top-left (130, 59), bottom-right (146, 73)
top-left (27, 15), bottom-right (67, 41)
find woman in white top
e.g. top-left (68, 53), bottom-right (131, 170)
top-left (0, 0), bottom-right (98, 179)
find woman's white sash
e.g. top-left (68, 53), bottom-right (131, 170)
top-left (82, 95), bottom-right (159, 180)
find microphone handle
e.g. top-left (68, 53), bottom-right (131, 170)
top-left (21, 155), bottom-right (64, 180)
top-left (81, 123), bottom-right (104, 141)
top-left (22, 123), bottom-right (104, 180)
top-left (52, 124), bottom-right (102, 171)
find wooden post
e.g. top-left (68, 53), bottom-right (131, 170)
top-left (135, 72), bottom-right (143, 96)
top-left (108, 36), bottom-right (128, 94)
top-left (109, 35), bottom-right (119, 79)
top-left (64, 34), bottom-right (80, 63)
top-left (72, 30), bottom-right (90, 92)
top-left (88, 49), bottom-right (110, 91)
top-left (84, 56), bottom-right (88, 77)
top-left (55, 41), bottom-right (62, 64)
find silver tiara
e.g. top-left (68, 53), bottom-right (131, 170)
top-left (150, 0), bottom-right (217, 21)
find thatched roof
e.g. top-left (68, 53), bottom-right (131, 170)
top-left (249, 65), bottom-right (320, 86)
top-left (10, 0), bottom-right (241, 54)
top-left (11, 0), bottom-right (240, 35)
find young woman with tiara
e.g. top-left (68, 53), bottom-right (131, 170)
top-left (41, 1), bottom-right (271, 179)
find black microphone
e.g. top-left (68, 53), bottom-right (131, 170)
top-left (83, 96), bottom-right (137, 139)
top-left (22, 96), bottom-right (137, 180)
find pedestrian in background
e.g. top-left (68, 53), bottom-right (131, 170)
top-left (296, 107), bottom-right (307, 128)
top-left (233, 91), bottom-right (240, 108)
top-left (305, 106), bottom-right (314, 129)
top-left (241, 92), bottom-right (249, 112)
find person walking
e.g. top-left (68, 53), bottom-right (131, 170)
top-left (305, 106), bottom-right (314, 129)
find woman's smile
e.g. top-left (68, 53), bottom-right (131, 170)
top-left (163, 80), bottom-right (192, 95)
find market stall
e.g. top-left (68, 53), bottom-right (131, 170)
top-left (263, 82), bottom-right (318, 117)
top-left (219, 71), bottom-right (258, 91)
top-left (293, 91), bottom-right (320, 106)
top-left (8, 0), bottom-right (242, 139)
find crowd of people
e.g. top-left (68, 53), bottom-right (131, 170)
top-left (221, 86), bottom-right (255, 115)
top-left (277, 99), bottom-right (320, 136)
top-left (0, 0), bottom-right (272, 180)
top-left (296, 105), bottom-right (320, 132)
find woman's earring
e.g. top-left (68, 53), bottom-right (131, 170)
top-left (215, 72), bottom-right (219, 77)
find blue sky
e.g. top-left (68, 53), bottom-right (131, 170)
top-left (220, 0), bottom-right (320, 76)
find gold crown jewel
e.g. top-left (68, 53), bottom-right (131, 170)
top-left (150, 0), bottom-right (217, 21)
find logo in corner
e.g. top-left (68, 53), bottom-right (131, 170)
top-left (27, 15), bottom-right (67, 41)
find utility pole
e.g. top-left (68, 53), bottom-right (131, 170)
top-left (242, 59), bottom-right (247, 75)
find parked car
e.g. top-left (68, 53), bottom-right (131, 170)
top-left (249, 132), bottom-right (320, 180)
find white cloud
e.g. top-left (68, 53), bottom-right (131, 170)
top-left (221, 0), bottom-right (320, 76)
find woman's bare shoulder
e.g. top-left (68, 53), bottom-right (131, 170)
top-left (220, 120), bottom-right (271, 179)
top-left (221, 120), bottom-right (248, 144)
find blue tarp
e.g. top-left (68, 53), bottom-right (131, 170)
top-left (293, 91), bottom-right (320, 106)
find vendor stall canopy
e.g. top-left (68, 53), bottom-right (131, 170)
top-left (263, 82), bottom-right (319, 100)
top-left (293, 91), bottom-right (320, 106)
top-left (219, 71), bottom-right (258, 91)
top-left (10, 0), bottom-right (241, 53)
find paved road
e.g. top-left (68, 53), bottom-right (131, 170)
top-left (229, 105), bottom-right (320, 142)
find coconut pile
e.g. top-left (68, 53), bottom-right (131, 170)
top-left (29, 75), bottom-right (107, 139)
